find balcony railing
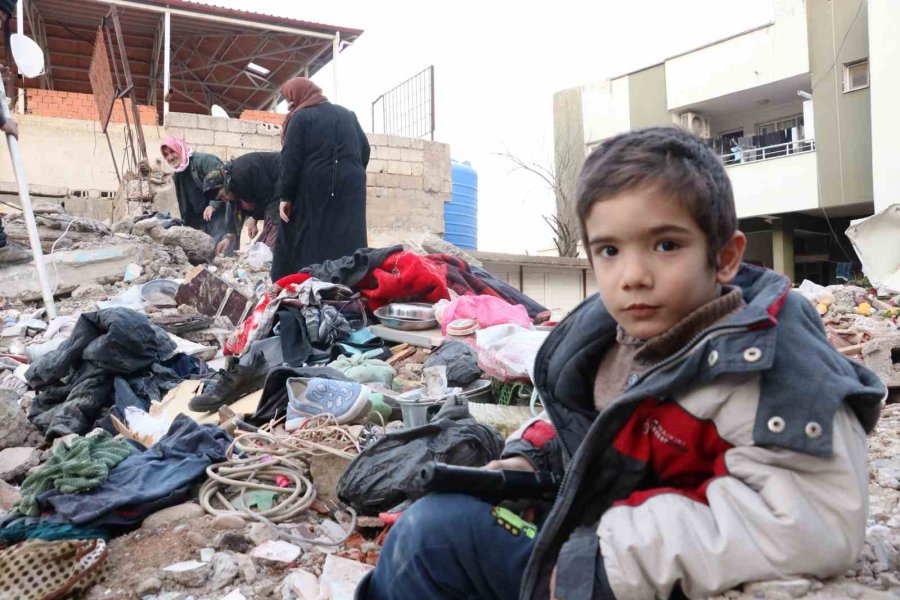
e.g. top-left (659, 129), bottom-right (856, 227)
top-left (721, 139), bottom-right (816, 166)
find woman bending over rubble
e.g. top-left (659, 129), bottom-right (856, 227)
top-left (272, 77), bottom-right (370, 280)
top-left (161, 135), bottom-right (238, 255)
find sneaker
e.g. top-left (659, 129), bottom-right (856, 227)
top-left (285, 377), bottom-right (371, 430)
top-left (189, 352), bottom-right (269, 413)
top-left (0, 243), bottom-right (31, 265)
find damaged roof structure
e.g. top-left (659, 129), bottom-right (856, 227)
top-left (5, 0), bottom-right (363, 117)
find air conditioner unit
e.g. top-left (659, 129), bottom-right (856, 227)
top-left (680, 112), bottom-right (711, 139)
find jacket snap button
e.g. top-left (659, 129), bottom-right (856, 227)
top-left (707, 350), bottom-right (719, 367)
top-left (743, 347), bottom-right (762, 362)
top-left (767, 416), bottom-right (785, 433)
top-left (805, 422), bottom-right (823, 438)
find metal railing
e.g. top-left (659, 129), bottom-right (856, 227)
top-left (721, 139), bottom-right (816, 166)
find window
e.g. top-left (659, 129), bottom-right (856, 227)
top-left (843, 60), bottom-right (869, 92)
top-left (757, 115), bottom-right (803, 136)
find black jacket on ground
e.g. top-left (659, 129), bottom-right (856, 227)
top-left (272, 102), bottom-right (370, 280)
top-left (229, 151), bottom-right (281, 222)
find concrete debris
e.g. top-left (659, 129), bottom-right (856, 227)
top-left (210, 552), bottom-right (240, 590)
top-left (742, 579), bottom-right (813, 599)
top-left (0, 390), bottom-right (44, 451)
top-left (318, 554), bottom-right (374, 600)
top-left (0, 446), bottom-right (42, 481)
top-left (161, 560), bottom-right (211, 587)
top-left (220, 590), bottom-right (247, 600)
top-left (862, 335), bottom-right (900, 388)
top-left (132, 218), bottom-right (215, 265)
top-left (280, 569), bottom-right (320, 600)
top-left (213, 531), bottom-right (253, 554)
top-left (0, 479), bottom-right (21, 512)
top-left (143, 502), bottom-right (206, 529)
top-left (250, 540), bottom-right (302, 565)
top-left (212, 514), bottom-right (247, 531)
top-left (135, 576), bottom-right (163, 597)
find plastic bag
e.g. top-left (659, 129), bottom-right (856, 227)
top-left (246, 242), bottom-right (274, 269)
top-left (437, 295), bottom-right (532, 334)
top-left (475, 324), bottom-right (549, 382)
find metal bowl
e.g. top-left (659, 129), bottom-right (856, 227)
top-left (461, 379), bottom-right (493, 403)
top-left (380, 302), bottom-right (436, 320)
top-left (374, 307), bottom-right (439, 331)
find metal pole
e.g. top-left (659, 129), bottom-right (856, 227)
top-left (163, 10), bottom-right (171, 121)
top-left (0, 78), bottom-right (56, 317)
top-left (15, 0), bottom-right (23, 114)
top-left (332, 31), bottom-right (340, 102)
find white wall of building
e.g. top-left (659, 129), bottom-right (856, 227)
top-left (581, 77), bottom-right (631, 145)
top-left (868, 0), bottom-right (900, 214)
top-left (727, 151), bottom-right (819, 218)
top-left (665, 0), bottom-right (809, 110)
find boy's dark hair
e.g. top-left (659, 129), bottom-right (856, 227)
top-left (576, 126), bottom-right (737, 267)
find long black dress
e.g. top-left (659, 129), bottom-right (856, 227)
top-left (229, 151), bottom-right (281, 223)
top-left (272, 103), bottom-right (370, 281)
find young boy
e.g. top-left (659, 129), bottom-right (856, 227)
top-left (359, 127), bottom-right (886, 600)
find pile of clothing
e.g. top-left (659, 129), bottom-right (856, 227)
top-left (225, 246), bottom-right (549, 357)
top-left (26, 308), bottom-right (207, 438)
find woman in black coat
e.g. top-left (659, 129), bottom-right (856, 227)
top-left (272, 78), bottom-right (370, 281)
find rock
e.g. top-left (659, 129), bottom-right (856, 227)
top-left (49, 433), bottom-right (79, 454)
top-left (250, 540), bottom-right (302, 565)
top-left (0, 447), bottom-right (41, 481)
top-left (71, 284), bottom-right (104, 299)
top-left (743, 578), bottom-right (812, 599)
top-left (873, 540), bottom-right (897, 574)
top-left (0, 480), bottom-right (20, 512)
top-left (253, 580), bottom-right (279, 599)
top-left (214, 531), bottom-right (253, 554)
top-left (309, 454), bottom-right (352, 502)
top-left (136, 576), bottom-right (162, 596)
top-left (161, 560), bottom-right (210, 588)
top-left (0, 392), bottom-right (44, 451)
top-left (319, 519), bottom-right (348, 543)
top-left (280, 569), bottom-right (320, 600)
top-left (211, 552), bottom-right (240, 590)
top-left (185, 531), bottom-right (207, 548)
top-left (220, 591), bottom-right (247, 600)
top-left (318, 554), bottom-right (374, 600)
top-left (143, 502), bottom-right (205, 529)
top-left (863, 335), bottom-right (900, 388)
top-left (873, 459), bottom-right (900, 490)
top-left (212, 514), bottom-right (247, 531)
top-left (235, 553), bottom-right (257, 584)
top-left (248, 522), bottom-right (278, 545)
top-left (200, 547), bottom-right (215, 562)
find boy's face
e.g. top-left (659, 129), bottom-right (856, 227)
top-left (584, 186), bottom-right (745, 340)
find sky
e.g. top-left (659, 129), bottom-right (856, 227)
top-left (195, 0), bottom-right (775, 254)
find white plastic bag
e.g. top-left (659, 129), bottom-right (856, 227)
top-left (246, 242), bottom-right (274, 269)
top-left (475, 324), bottom-right (549, 382)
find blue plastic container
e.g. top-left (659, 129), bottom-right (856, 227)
top-left (445, 160), bottom-right (478, 250)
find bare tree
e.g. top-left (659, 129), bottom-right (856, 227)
top-left (496, 144), bottom-right (581, 257)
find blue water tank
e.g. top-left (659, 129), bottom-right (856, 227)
top-left (445, 160), bottom-right (478, 250)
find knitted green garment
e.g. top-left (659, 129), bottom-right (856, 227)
top-left (14, 433), bottom-right (132, 517)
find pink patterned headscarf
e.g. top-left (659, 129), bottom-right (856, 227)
top-left (161, 135), bottom-right (193, 173)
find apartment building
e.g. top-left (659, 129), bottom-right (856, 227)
top-left (553, 0), bottom-right (900, 284)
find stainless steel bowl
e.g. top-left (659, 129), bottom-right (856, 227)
top-left (461, 379), bottom-right (493, 403)
top-left (374, 307), bottom-right (439, 331)
top-left (381, 302), bottom-right (436, 320)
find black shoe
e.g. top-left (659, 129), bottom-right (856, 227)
top-left (189, 352), bottom-right (269, 413)
top-left (0, 243), bottom-right (31, 265)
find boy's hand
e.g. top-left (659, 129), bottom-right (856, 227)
top-left (483, 456), bottom-right (536, 472)
top-left (1, 117), bottom-right (19, 140)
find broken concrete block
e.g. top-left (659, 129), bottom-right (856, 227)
top-left (0, 244), bottom-right (141, 300)
top-left (743, 578), bottom-right (813, 599)
top-left (309, 454), bottom-right (353, 503)
top-left (863, 334), bottom-right (900, 388)
top-left (280, 568), bottom-right (319, 600)
top-left (250, 540), bottom-right (302, 565)
top-left (0, 447), bottom-right (42, 481)
top-left (0, 479), bottom-right (21, 512)
top-left (210, 552), bottom-right (240, 590)
top-left (175, 266), bottom-right (253, 327)
top-left (0, 390), bottom-right (44, 451)
top-left (318, 554), bottom-right (374, 600)
top-left (161, 560), bottom-right (210, 587)
top-left (221, 590), bottom-right (247, 600)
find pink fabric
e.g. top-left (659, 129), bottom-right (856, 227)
top-left (438, 295), bottom-right (532, 335)
top-left (161, 135), bottom-right (193, 173)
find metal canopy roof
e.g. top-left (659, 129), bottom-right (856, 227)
top-left (9, 0), bottom-right (362, 116)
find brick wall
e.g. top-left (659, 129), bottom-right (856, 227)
top-left (25, 89), bottom-right (158, 126)
top-left (240, 110), bottom-right (285, 126)
top-left (165, 113), bottom-right (452, 238)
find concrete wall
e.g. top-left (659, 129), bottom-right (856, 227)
top-left (0, 114), bottom-right (166, 199)
top-left (627, 65), bottom-right (671, 129)
top-left (665, 0), bottom-right (809, 110)
top-left (868, 0), bottom-right (900, 213)
top-left (726, 150), bottom-right (819, 218)
top-left (165, 112), bottom-right (452, 240)
top-left (581, 77), bottom-right (631, 145)
top-left (552, 87), bottom-right (586, 241)
top-left (807, 0), bottom-right (873, 210)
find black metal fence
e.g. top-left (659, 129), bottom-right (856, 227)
top-left (371, 66), bottom-right (435, 140)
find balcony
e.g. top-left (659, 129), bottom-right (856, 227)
top-left (720, 139), bottom-right (817, 166)
top-left (725, 142), bottom-right (819, 219)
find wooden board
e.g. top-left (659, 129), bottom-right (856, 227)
top-left (152, 379), bottom-right (263, 425)
top-left (370, 324), bottom-right (445, 348)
